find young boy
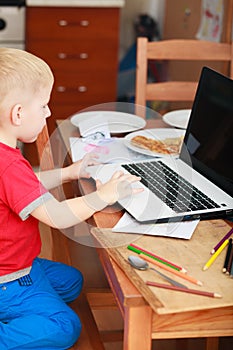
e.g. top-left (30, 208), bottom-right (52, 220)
top-left (0, 47), bottom-right (141, 349)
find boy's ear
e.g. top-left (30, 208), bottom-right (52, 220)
top-left (11, 104), bottom-right (23, 126)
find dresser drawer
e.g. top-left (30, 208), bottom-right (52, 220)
top-left (49, 104), bottom-right (87, 120)
top-left (25, 6), bottom-right (120, 165)
top-left (26, 7), bottom-right (120, 41)
top-left (27, 39), bottom-right (118, 72)
top-left (50, 70), bottom-right (117, 105)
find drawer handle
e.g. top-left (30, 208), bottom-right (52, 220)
top-left (58, 53), bottom-right (88, 60)
top-left (78, 86), bottom-right (87, 92)
top-left (57, 86), bottom-right (66, 92)
top-left (80, 20), bottom-right (89, 27)
top-left (58, 20), bottom-right (89, 27)
top-left (58, 53), bottom-right (67, 59)
top-left (79, 53), bottom-right (88, 59)
top-left (58, 20), bottom-right (68, 26)
top-left (56, 86), bottom-right (87, 93)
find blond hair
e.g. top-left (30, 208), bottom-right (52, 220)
top-left (0, 47), bottom-right (54, 110)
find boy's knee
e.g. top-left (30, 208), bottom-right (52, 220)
top-left (65, 267), bottom-right (84, 303)
top-left (65, 311), bottom-right (82, 348)
top-left (72, 267), bottom-right (84, 291)
top-left (53, 309), bottom-right (82, 348)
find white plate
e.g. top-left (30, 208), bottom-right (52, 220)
top-left (124, 128), bottom-right (185, 157)
top-left (70, 111), bottom-right (146, 134)
top-left (162, 109), bottom-right (191, 129)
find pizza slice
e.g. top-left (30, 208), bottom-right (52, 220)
top-left (131, 135), bottom-right (183, 155)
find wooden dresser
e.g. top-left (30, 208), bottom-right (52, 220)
top-left (26, 6), bottom-right (120, 133)
top-left (25, 4), bottom-right (121, 163)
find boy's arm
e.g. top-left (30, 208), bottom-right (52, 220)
top-left (35, 153), bottom-right (99, 190)
top-left (31, 171), bottom-right (142, 229)
top-left (35, 167), bottom-right (73, 190)
top-left (31, 191), bottom-right (107, 229)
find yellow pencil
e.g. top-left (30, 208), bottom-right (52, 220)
top-left (203, 239), bottom-right (229, 271)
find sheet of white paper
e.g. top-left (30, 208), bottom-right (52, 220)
top-left (112, 212), bottom-right (199, 239)
top-left (70, 137), bottom-right (154, 164)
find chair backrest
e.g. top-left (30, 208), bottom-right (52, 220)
top-left (135, 37), bottom-right (233, 118)
top-left (36, 124), bottom-right (71, 264)
top-left (36, 124), bottom-right (55, 171)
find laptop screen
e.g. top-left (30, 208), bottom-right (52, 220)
top-left (180, 67), bottom-right (233, 197)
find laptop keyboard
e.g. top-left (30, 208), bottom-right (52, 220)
top-left (122, 160), bottom-right (220, 213)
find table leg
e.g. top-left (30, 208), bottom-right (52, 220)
top-left (124, 304), bottom-right (152, 350)
top-left (206, 337), bottom-right (219, 350)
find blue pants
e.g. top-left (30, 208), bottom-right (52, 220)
top-left (0, 258), bottom-right (83, 349)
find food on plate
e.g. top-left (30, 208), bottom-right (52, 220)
top-left (131, 135), bottom-right (184, 154)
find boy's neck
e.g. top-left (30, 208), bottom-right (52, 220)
top-left (0, 132), bottom-right (17, 148)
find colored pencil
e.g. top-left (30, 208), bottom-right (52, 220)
top-left (203, 239), bottom-right (229, 271)
top-left (211, 227), bottom-right (233, 254)
top-left (230, 258), bottom-right (233, 277)
top-left (140, 253), bottom-right (203, 286)
top-left (226, 241), bottom-right (233, 275)
top-left (128, 243), bottom-right (187, 273)
top-left (128, 245), bottom-right (180, 271)
top-left (146, 281), bottom-right (222, 298)
top-left (222, 238), bottom-right (232, 273)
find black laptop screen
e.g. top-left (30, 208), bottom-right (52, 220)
top-left (180, 67), bottom-right (233, 197)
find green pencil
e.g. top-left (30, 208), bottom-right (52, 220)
top-left (127, 245), bottom-right (181, 271)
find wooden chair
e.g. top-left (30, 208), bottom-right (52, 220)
top-left (36, 124), bottom-right (106, 350)
top-left (135, 37), bottom-right (233, 118)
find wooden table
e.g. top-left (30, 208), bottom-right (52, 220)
top-left (56, 118), bottom-right (233, 350)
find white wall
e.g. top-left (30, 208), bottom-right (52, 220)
top-left (119, 0), bottom-right (165, 58)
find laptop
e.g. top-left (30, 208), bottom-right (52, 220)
top-left (88, 67), bottom-right (233, 223)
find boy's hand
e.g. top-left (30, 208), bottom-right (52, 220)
top-left (66, 153), bottom-right (99, 180)
top-left (95, 170), bottom-right (143, 205)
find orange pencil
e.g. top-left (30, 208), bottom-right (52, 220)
top-left (140, 254), bottom-right (203, 286)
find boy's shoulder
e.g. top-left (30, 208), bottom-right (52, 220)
top-left (0, 142), bottom-right (26, 174)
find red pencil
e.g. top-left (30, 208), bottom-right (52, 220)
top-left (146, 281), bottom-right (222, 298)
top-left (130, 243), bottom-right (187, 273)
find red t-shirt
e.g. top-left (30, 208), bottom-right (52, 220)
top-left (0, 142), bottom-right (51, 277)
